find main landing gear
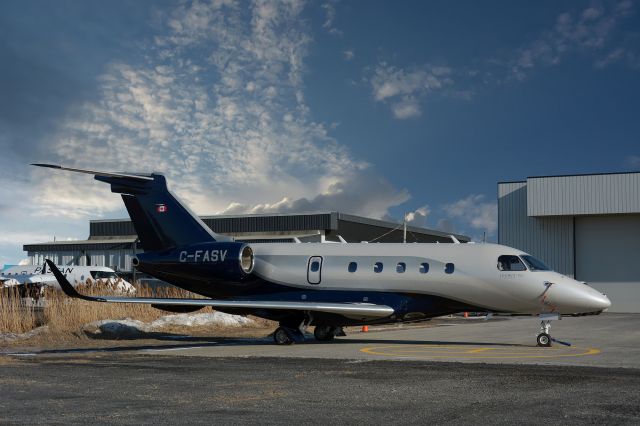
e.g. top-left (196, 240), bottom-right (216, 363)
top-left (313, 325), bottom-right (340, 342)
top-left (272, 319), bottom-right (345, 345)
top-left (273, 326), bottom-right (304, 345)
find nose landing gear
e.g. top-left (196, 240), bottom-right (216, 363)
top-left (535, 313), bottom-right (563, 347)
top-left (536, 320), bottom-right (552, 347)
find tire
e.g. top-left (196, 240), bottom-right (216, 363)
top-left (274, 327), bottom-right (293, 345)
top-left (537, 333), bottom-right (552, 347)
top-left (313, 325), bottom-right (336, 342)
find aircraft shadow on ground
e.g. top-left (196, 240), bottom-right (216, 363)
top-left (325, 338), bottom-right (526, 347)
top-left (28, 329), bottom-right (525, 355)
top-left (82, 325), bottom-right (525, 348)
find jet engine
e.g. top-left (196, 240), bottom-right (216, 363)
top-left (132, 242), bottom-right (255, 284)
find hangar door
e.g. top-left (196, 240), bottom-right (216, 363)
top-left (575, 215), bottom-right (640, 312)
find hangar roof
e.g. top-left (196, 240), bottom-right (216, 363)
top-left (499, 171), bottom-right (640, 217)
top-left (24, 212), bottom-right (470, 252)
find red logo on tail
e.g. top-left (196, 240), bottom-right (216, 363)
top-left (156, 204), bottom-right (168, 213)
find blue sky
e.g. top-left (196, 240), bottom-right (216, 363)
top-left (1, 0), bottom-right (639, 266)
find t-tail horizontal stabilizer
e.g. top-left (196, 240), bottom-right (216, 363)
top-left (31, 163), bottom-right (154, 181)
top-left (44, 260), bottom-right (395, 319)
top-left (32, 163), bottom-right (227, 250)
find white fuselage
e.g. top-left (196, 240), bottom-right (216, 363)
top-left (0, 265), bottom-right (135, 294)
top-left (250, 242), bottom-right (611, 315)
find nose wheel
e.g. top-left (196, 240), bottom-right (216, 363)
top-left (536, 332), bottom-right (551, 347)
top-left (536, 320), bottom-right (552, 347)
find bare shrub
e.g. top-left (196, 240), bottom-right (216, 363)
top-left (42, 284), bottom-right (203, 333)
top-left (1, 283), bottom-right (274, 339)
top-left (0, 287), bottom-right (39, 334)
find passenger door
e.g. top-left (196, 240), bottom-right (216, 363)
top-left (307, 256), bottom-right (323, 285)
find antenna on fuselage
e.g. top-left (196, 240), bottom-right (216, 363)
top-left (403, 212), bottom-right (407, 243)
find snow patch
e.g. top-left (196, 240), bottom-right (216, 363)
top-left (83, 312), bottom-right (256, 338)
top-left (0, 326), bottom-right (49, 342)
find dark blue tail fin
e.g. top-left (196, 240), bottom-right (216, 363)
top-left (32, 164), bottom-right (227, 251)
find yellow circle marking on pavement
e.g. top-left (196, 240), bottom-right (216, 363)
top-left (360, 344), bottom-right (601, 359)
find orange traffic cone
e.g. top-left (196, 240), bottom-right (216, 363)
top-left (361, 325), bottom-right (369, 332)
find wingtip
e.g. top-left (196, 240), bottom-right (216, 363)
top-left (45, 259), bottom-right (82, 299)
top-left (31, 163), bottom-right (61, 169)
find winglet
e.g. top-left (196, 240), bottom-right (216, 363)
top-left (45, 260), bottom-right (104, 302)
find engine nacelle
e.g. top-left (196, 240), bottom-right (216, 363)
top-left (133, 242), bottom-right (255, 284)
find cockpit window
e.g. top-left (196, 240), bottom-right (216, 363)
top-left (520, 255), bottom-right (550, 271)
top-left (90, 271), bottom-right (118, 280)
top-left (497, 255), bottom-right (527, 271)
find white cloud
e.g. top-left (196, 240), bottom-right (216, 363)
top-left (321, 2), bottom-right (342, 36)
top-left (218, 171), bottom-right (410, 219)
top-left (442, 194), bottom-right (497, 236)
top-left (511, 1), bottom-right (635, 79)
top-left (404, 205), bottom-right (430, 228)
top-left (594, 47), bottom-right (626, 68)
top-left (343, 49), bottom-right (354, 61)
top-left (390, 97), bottom-right (422, 119)
top-left (0, 231), bottom-right (62, 246)
top-left (26, 0), bottom-right (408, 226)
top-left (435, 218), bottom-right (455, 234)
top-left (369, 62), bottom-right (453, 119)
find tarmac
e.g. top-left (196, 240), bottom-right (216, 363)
top-left (129, 313), bottom-right (640, 368)
top-left (2, 313), bottom-right (640, 424)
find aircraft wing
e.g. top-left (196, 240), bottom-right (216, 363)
top-left (0, 274), bottom-right (54, 286)
top-left (45, 260), bottom-right (394, 319)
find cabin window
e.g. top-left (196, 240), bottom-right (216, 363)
top-left (497, 255), bottom-right (527, 271)
top-left (419, 262), bottom-right (429, 273)
top-left (90, 271), bottom-right (118, 280)
top-left (445, 263), bottom-right (455, 274)
top-left (310, 261), bottom-right (321, 272)
top-left (374, 262), bottom-right (383, 273)
top-left (348, 262), bottom-right (358, 273)
top-left (396, 262), bottom-right (406, 273)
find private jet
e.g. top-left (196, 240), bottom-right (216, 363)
top-left (34, 164), bottom-right (611, 346)
top-left (1, 264), bottom-right (135, 294)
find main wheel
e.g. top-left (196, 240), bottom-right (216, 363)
top-left (313, 325), bottom-right (336, 342)
top-left (274, 327), bottom-right (293, 345)
top-left (537, 332), bottom-right (552, 347)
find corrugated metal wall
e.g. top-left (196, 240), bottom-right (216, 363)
top-left (90, 220), bottom-right (137, 237)
top-left (203, 214), bottom-right (334, 234)
top-left (498, 182), bottom-right (574, 276)
top-left (28, 249), bottom-right (136, 272)
top-left (88, 214), bottom-right (335, 237)
top-left (527, 173), bottom-right (640, 216)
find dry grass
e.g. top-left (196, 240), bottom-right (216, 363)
top-left (1, 283), bottom-right (274, 344)
top-left (43, 284), bottom-right (202, 333)
top-left (0, 287), bottom-right (39, 334)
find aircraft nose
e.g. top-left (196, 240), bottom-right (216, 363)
top-left (570, 283), bottom-right (611, 312)
top-left (548, 278), bottom-right (612, 313)
top-left (590, 291), bottom-right (611, 311)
